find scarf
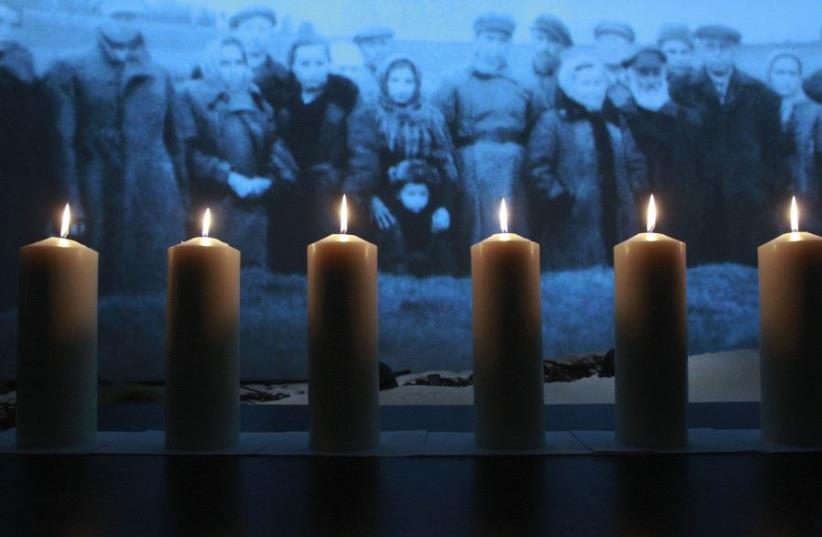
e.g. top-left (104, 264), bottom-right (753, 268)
top-left (375, 55), bottom-right (450, 159)
top-left (558, 90), bottom-right (620, 254)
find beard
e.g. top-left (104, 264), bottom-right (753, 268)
top-left (629, 76), bottom-right (670, 111)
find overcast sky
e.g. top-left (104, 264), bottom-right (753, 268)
top-left (183, 0), bottom-right (822, 43)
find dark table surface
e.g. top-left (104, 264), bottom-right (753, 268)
top-left (4, 403), bottom-right (822, 537)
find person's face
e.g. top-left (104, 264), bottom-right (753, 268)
top-left (385, 65), bottom-right (417, 105)
top-left (596, 33), bottom-right (632, 66)
top-left (0, 6), bottom-right (20, 43)
top-left (218, 43), bottom-right (250, 93)
top-left (398, 183), bottom-right (430, 214)
top-left (660, 39), bottom-right (693, 75)
top-left (698, 38), bottom-right (736, 76)
top-left (531, 30), bottom-right (565, 56)
top-left (292, 44), bottom-right (330, 92)
top-left (358, 37), bottom-right (392, 67)
top-left (573, 65), bottom-right (608, 110)
top-left (233, 16), bottom-right (274, 58)
top-left (769, 56), bottom-right (802, 97)
top-left (631, 65), bottom-right (666, 92)
top-left (100, 11), bottom-right (142, 44)
top-left (475, 30), bottom-right (511, 65)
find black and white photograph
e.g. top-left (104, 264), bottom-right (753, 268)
top-left (2, 1), bottom-right (822, 536)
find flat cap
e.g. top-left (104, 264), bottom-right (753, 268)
top-left (228, 5), bottom-right (277, 29)
top-left (353, 25), bottom-right (395, 43)
top-left (473, 12), bottom-right (516, 37)
top-left (594, 21), bottom-right (635, 42)
top-left (622, 46), bottom-right (667, 69)
top-left (694, 24), bottom-right (741, 44)
top-left (531, 15), bottom-right (573, 47)
top-left (657, 24), bottom-right (692, 47)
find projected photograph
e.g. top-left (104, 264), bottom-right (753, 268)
top-left (0, 0), bottom-right (820, 394)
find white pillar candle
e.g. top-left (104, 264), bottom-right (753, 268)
top-left (471, 200), bottom-right (545, 450)
top-left (614, 195), bottom-right (688, 449)
top-left (166, 209), bottom-right (241, 450)
top-left (307, 196), bottom-right (379, 452)
top-left (759, 197), bottom-right (822, 446)
top-left (17, 205), bottom-right (99, 450)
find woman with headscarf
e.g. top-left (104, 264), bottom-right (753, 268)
top-left (346, 54), bottom-right (458, 273)
top-left (526, 52), bottom-right (647, 270)
top-left (179, 36), bottom-right (297, 268)
top-left (766, 49), bottom-right (822, 228)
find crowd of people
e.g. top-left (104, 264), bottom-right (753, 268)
top-left (1, 0), bottom-right (821, 301)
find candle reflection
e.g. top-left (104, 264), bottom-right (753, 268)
top-left (202, 208), bottom-right (211, 238)
top-left (340, 195), bottom-right (349, 234)
top-left (790, 196), bottom-right (799, 233)
top-left (499, 198), bottom-right (508, 234)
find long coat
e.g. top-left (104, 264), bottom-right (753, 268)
top-left (0, 42), bottom-right (39, 309)
top-left (345, 101), bottom-right (459, 224)
top-left (44, 33), bottom-right (188, 294)
top-left (271, 74), bottom-right (359, 273)
top-left (179, 80), bottom-right (297, 267)
top-left (432, 64), bottom-right (543, 265)
top-left (670, 68), bottom-right (788, 265)
top-left (526, 98), bottom-right (647, 270)
top-left (783, 98), bottom-right (822, 212)
top-left (620, 99), bottom-right (706, 262)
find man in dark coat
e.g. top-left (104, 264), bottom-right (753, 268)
top-left (270, 34), bottom-right (360, 273)
top-left (529, 14), bottom-right (573, 111)
top-left (803, 28), bottom-right (822, 105)
top-left (620, 47), bottom-right (706, 263)
top-left (0, 1), bottom-right (40, 309)
top-left (670, 25), bottom-right (788, 265)
top-left (43, 0), bottom-right (188, 294)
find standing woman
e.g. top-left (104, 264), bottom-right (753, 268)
top-left (271, 34), bottom-right (360, 273)
top-left (346, 54), bottom-right (458, 266)
top-left (526, 53), bottom-right (647, 270)
top-left (43, 0), bottom-right (188, 295)
top-left (180, 37), bottom-right (297, 268)
top-left (766, 50), bottom-right (822, 229)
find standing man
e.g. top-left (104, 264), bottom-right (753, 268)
top-left (593, 21), bottom-right (635, 108)
top-left (804, 27), bottom-right (822, 104)
top-left (228, 5), bottom-right (290, 111)
top-left (271, 34), bottom-right (359, 273)
top-left (657, 24), bottom-right (695, 82)
top-left (44, 0), bottom-right (188, 294)
top-left (620, 47), bottom-right (704, 262)
top-left (0, 1), bottom-right (39, 308)
top-left (353, 25), bottom-right (395, 77)
top-left (670, 25), bottom-right (787, 265)
top-left (529, 14), bottom-right (573, 110)
top-left (433, 12), bottom-right (542, 271)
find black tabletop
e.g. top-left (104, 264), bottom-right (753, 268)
top-left (3, 403), bottom-right (822, 537)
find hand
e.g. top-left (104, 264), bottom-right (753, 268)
top-left (228, 172), bottom-right (253, 198)
top-left (371, 196), bottom-right (396, 230)
top-left (247, 177), bottom-right (273, 198)
top-left (431, 207), bottom-right (450, 233)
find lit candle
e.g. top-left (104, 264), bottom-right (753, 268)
top-left (614, 195), bottom-right (688, 448)
top-left (759, 196), bottom-right (822, 446)
top-left (471, 200), bottom-right (544, 449)
top-left (17, 204), bottom-right (99, 450)
top-left (307, 195), bottom-right (379, 452)
top-left (166, 208), bottom-right (241, 450)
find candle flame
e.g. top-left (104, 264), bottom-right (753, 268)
top-left (340, 195), bottom-right (348, 234)
top-left (790, 196), bottom-right (799, 233)
top-left (202, 208), bottom-right (211, 237)
top-left (499, 198), bottom-right (509, 233)
top-left (60, 204), bottom-right (71, 239)
top-left (646, 194), bottom-right (657, 233)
